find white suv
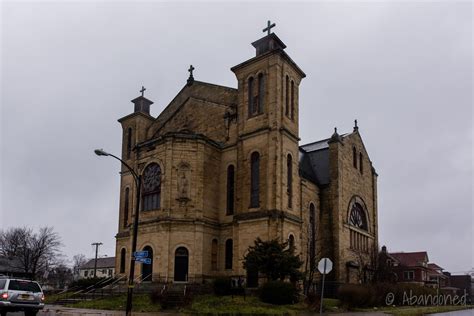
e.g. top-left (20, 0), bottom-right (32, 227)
top-left (0, 277), bottom-right (44, 316)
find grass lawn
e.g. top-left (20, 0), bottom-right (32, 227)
top-left (183, 294), bottom-right (308, 315)
top-left (355, 305), bottom-right (474, 315)
top-left (64, 294), bottom-right (161, 312)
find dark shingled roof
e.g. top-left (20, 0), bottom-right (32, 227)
top-left (299, 138), bottom-right (331, 186)
top-left (79, 257), bottom-right (115, 269)
top-left (0, 256), bottom-right (24, 273)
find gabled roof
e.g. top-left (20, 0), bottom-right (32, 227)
top-left (79, 257), bottom-right (115, 269)
top-left (389, 252), bottom-right (429, 267)
top-left (0, 256), bottom-right (24, 273)
top-left (299, 138), bottom-right (330, 186)
top-left (428, 263), bottom-right (444, 271)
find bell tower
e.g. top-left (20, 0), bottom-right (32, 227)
top-left (231, 22), bottom-right (306, 227)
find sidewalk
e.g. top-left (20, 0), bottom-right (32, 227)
top-left (43, 305), bottom-right (176, 316)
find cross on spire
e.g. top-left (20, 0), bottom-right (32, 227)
top-left (187, 65), bottom-right (195, 86)
top-left (263, 20), bottom-right (276, 36)
top-left (188, 65), bottom-right (195, 77)
top-left (140, 86), bottom-right (146, 97)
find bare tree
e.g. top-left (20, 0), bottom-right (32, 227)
top-left (72, 254), bottom-right (87, 278)
top-left (0, 226), bottom-right (62, 280)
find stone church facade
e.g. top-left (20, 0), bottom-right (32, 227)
top-left (114, 30), bottom-right (378, 286)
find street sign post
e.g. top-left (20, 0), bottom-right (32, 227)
top-left (318, 258), bottom-right (333, 315)
top-left (133, 251), bottom-right (149, 258)
top-left (135, 257), bottom-right (152, 264)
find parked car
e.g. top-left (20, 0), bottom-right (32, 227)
top-left (0, 276), bottom-right (44, 316)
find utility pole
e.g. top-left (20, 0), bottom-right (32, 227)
top-left (91, 242), bottom-right (103, 278)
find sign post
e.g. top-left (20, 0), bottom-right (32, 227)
top-left (318, 258), bottom-right (333, 315)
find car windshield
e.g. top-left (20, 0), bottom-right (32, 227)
top-left (0, 280), bottom-right (5, 290)
top-left (8, 280), bottom-right (41, 292)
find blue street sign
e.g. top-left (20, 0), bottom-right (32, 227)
top-left (133, 251), bottom-right (149, 258)
top-left (135, 257), bottom-right (152, 264)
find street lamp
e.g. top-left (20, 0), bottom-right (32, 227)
top-left (94, 148), bottom-right (141, 316)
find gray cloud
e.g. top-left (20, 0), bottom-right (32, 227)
top-left (1, 1), bottom-right (472, 271)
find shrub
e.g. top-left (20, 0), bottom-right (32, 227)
top-left (213, 277), bottom-right (232, 296)
top-left (259, 281), bottom-right (298, 305)
top-left (149, 287), bottom-right (165, 305)
top-left (338, 284), bottom-right (375, 308)
top-left (338, 283), bottom-right (440, 308)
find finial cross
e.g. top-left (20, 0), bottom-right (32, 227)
top-left (140, 86), bottom-right (146, 97)
top-left (263, 20), bottom-right (276, 35)
top-left (188, 65), bottom-right (195, 77)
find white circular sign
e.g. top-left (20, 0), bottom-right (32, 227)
top-left (318, 258), bottom-right (333, 274)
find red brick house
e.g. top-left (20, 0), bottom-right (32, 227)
top-left (389, 251), bottom-right (432, 285)
top-left (427, 263), bottom-right (449, 288)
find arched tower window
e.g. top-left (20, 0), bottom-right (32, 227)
top-left (287, 154), bottom-right (293, 208)
top-left (285, 75), bottom-right (289, 117)
top-left (309, 203), bottom-right (316, 262)
top-left (120, 248), bottom-right (126, 273)
top-left (225, 239), bottom-right (233, 269)
top-left (248, 77), bottom-right (255, 117)
top-left (211, 239), bottom-right (218, 271)
top-left (127, 128), bottom-right (132, 159)
top-left (258, 73), bottom-right (265, 114)
top-left (226, 165), bottom-right (235, 215)
top-left (359, 152), bottom-right (363, 174)
top-left (250, 152), bottom-right (260, 208)
top-left (123, 188), bottom-right (129, 227)
top-left (142, 163), bottom-right (161, 211)
top-left (290, 80), bottom-right (295, 120)
top-left (353, 147), bottom-right (357, 169)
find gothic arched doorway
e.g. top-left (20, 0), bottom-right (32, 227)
top-left (141, 246), bottom-right (153, 281)
top-left (174, 247), bottom-right (189, 282)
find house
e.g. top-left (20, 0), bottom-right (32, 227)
top-left (427, 263), bottom-right (449, 288)
top-left (389, 251), bottom-right (432, 285)
top-left (78, 257), bottom-right (115, 279)
top-left (0, 256), bottom-right (32, 279)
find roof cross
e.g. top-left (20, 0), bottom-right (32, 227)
top-left (188, 65), bottom-right (195, 77)
top-left (187, 65), bottom-right (195, 86)
top-left (263, 20), bottom-right (276, 36)
top-left (140, 86), bottom-right (146, 97)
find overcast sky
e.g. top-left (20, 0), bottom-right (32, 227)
top-left (1, 1), bottom-right (472, 273)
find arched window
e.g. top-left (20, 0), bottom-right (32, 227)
top-left (353, 147), bottom-right (357, 169)
top-left (142, 163), bottom-right (161, 211)
top-left (123, 188), bottom-right (129, 227)
top-left (226, 165), bottom-right (235, 215)
top-left (288, 234), bottom-right (295, 251)
top-left (248, 77), bottom-right (255, 117)
top-left (309, 203), bottom-right (316, 262)
top-left (211, 239), bottom-right (218, 271)
top-left (120, 248), bottom-right (126, 273)
top-left (359, 152), bottom-right (363, 174)
top-left (287, 154), bottom-right (293, 208)
top-left (127, 128), bottom-right (132, 159)
top-left (258, 73), bottom-right (265, 114)
top-left (290, 80), bottom-right (295, 120)
top-left (349, 202), bottom-right (368, 231)
top-left (285, 75), bottom-right (289, 117)
top-left (250, 152), bottom-right (260, 208)
top-left (225, 239), bottom-right (233, 269)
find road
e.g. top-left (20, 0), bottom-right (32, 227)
top-left (4, 306), bottom-right (473, 316)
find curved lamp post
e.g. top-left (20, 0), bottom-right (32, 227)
top-left (94, 149), bottom-right (141, 316)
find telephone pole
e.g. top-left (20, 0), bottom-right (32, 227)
top-left (91, 242), bottom-right (103, 278)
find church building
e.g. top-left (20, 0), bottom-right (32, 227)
top-left (114, 24), bottom-right (379, 286)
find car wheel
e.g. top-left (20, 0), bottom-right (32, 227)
top-left (24, 310), bottom-right (37, 316)
top-left (0, 310), bottom-right (6, 316)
